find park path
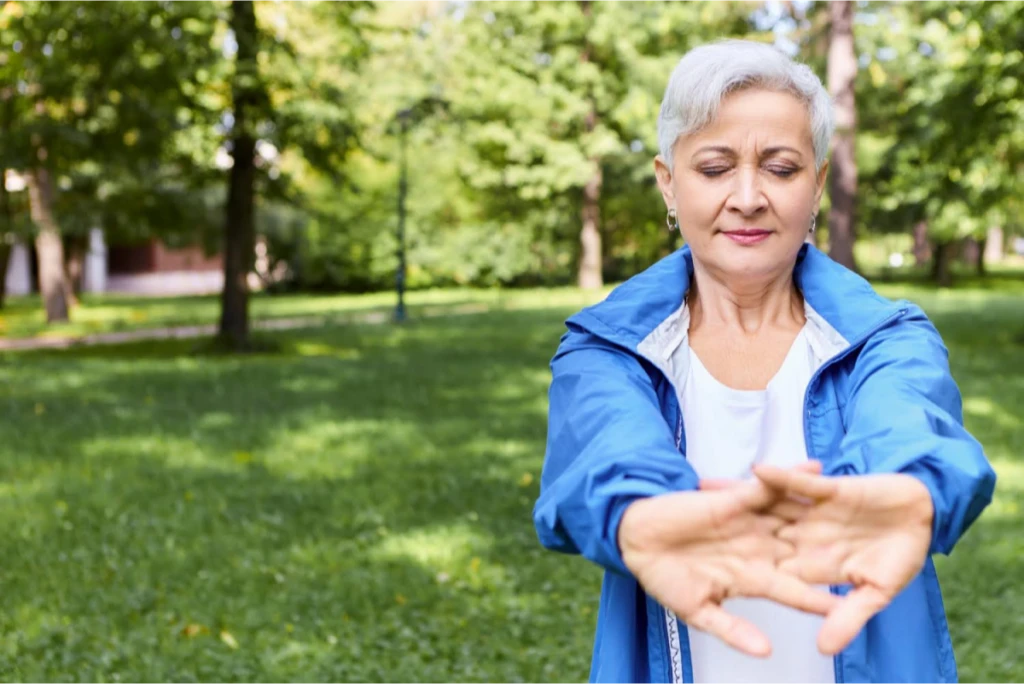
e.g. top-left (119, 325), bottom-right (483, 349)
top-left (0, 302), bottom-right (491, 352)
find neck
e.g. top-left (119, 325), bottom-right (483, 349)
top-left (688, 260), bottom-right (804, 335)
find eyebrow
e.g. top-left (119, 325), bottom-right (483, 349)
top-left (692, 145), bottom-right (805, 158)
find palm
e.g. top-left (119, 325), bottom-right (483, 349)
top-left (619, 482), bottom-right (837, 657)
top-left (755, 466), bottom-right (933, 654)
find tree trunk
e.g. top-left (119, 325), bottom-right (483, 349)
top-left (0, 169), bottom-right (10, 309)
top-left (983, 226), bottom-right (1003, 264)
top-left (579, 165), bottom-right (603, 290)
top-left (932, 241), bottom-right (954, 287)
top-left (0, 241), bottom-right (9, 310)
top-left (826, 0), bottom-right (858, 272)
top-left (1, 91), bottom-right (11, 309)
top-left (218, 0), bottom-right (260, 349)
top-left (961, 238), bottom-right (979, 273)
top-left (975, 237), bottom-right (987, 277)
top-left (64, 234), bottom-right (86, 304)
top-left (26, 166), bottom-right (70, 323)
top-left (912, 221), bottom-right (931, 265)
top-left (577, 0), bottom-right (603, 290)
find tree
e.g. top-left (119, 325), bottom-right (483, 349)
top-left (854, 1), bottom-right (1022, 285)
top-left (827, 0), bottom-right (858, 271)
top-left (0, 1), bottom-right (222, 320)
top-left (449, 1), bottom-right (754, 289)
top-left (0, 173), bottom-right (11, 309)
top-left (219, 0), bottom-right (263, 349)
top-left (26, 166), bottom-right (69, 320)
top-left (213, 1), bottom-right (367, 348)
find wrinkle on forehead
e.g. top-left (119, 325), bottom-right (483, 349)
top-left (680, 90), bottom-right (815, 160)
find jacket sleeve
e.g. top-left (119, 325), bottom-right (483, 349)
top-left (533, 325), bottom-right (699, 576)
top-left (832, 304), bottom-right (997, 555)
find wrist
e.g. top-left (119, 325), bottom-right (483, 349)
top-left (899, 473), bottom-right (936, 529)
top-left (617, 497), bottom-right (647, 560)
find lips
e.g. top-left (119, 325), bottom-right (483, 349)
top-left (721, 229), bottom-right (772, 245)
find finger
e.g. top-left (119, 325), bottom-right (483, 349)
top-left (793, 460), bottom-right (823, 476)
top-left (754, 465), bottom-right (838, 501)
top-left (779, 546), bottom-right (847, 585)
top-left (700, 478), bottom-right (742, 491)
top-left (687, 603), bottom-right (772, 658)
top-left (778, 540), bottom-right (851, 581)
top-left (818, 585), bottom-right (891, 655)
top-left (765, 498), bottom-right (812, 524)
top-left (733, 526), bottom-right (794, 563)
top-left (708, 480), bottom-right (778, 521)
top-left (751, 569), bottom-right (839, 616)
top-left (753, 514), bottom-right (787, 537)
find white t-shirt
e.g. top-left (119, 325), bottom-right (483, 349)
top-left (681, 325), bottom-right (836, 684)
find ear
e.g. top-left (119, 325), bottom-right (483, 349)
top-left (653, 155), bottom-right (676, 211)
top-left (813, 159), bottom-right (829, 208)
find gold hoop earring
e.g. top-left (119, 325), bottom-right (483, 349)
top-left (666, 208), bottom-right (679, 232)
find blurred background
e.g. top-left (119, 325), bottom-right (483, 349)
top-left (0, 1), bottom-right (1021, 681)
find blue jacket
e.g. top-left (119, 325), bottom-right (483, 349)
top-left (534, 244), bottom-right (996, 683)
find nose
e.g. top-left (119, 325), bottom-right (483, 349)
top-left (725, 166), bottom-right (768, 216)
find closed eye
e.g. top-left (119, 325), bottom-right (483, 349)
top-left (767, 166), bottom-right (798, 178)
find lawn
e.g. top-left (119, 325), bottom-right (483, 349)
top-left (0, 280), bottom-right (1021, 681)
top-left (0, 287), bottom-right (601, 341)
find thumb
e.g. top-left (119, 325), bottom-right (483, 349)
top-left (794, 460), bottom-right (823, 476)
top-left (699, 478), bottom-right (742, 491)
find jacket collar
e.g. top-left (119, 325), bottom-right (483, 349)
top-left (567, 244), bottom-right (905, 385)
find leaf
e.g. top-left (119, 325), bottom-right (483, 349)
top-left (219, 630), bottom-right (239, 649)
top-left (182, 623), bottom-right (208, 638)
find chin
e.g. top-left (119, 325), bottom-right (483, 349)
top-left (706, 245), bottom-right (799, 282)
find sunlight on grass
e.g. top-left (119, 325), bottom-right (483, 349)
top-left (80, 434), bottom-right (232, 473)
top-left (963, 397), bottom-right (1022, 430)
top-left (371, 522), bottom-right (492, 570)
top-left (262, 418), bottom-right (417, 479)
top-left (290, 341), bottom-right (362, 359)
top-left (977, 457), bottom-right (1023, 521)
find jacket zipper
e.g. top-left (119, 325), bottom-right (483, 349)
top-left (801, 306), bottom-right (907, 684)
top-left (663, 406), bottom-right (685, 683)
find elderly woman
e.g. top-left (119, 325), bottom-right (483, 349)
top-left (534, 40), bottom-right (996, 683)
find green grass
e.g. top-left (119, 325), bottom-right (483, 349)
top-left (0, 281), bottom-right (1021, 681)
top-left (0, 287), bottom-right (606, 341)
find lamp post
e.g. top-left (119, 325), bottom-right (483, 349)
top-left (394, 108), bottom-right (411, 323)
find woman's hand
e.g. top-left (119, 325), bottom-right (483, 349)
top-left (618, 478), bottom-right (838, 658)
top-left (754, 464), bottom-right (934, 655)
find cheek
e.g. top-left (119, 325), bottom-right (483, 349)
top-left (769, 183), bottom-right (818, 220)
top-left (674, 179), bottom-right (721, 224)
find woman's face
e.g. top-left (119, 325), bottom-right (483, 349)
top-left (655, 88), bottom-right (828, 285)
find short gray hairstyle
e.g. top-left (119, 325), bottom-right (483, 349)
top-left (657, 39), bottom-right (834, 172)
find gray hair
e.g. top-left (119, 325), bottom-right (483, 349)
top-left (657, 39), bottom-right (834, 172)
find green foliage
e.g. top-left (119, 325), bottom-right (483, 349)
top-left (447, 1), bottom-right (757, 283)
top-left (0, 283), bottom-right (1022, 680)
top-left (853, 1), bottom-right (1023, 243)
top-left (2, 0), bottom-right (1022, 294)
top-left (0, 1), bottom-right (224, 245)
